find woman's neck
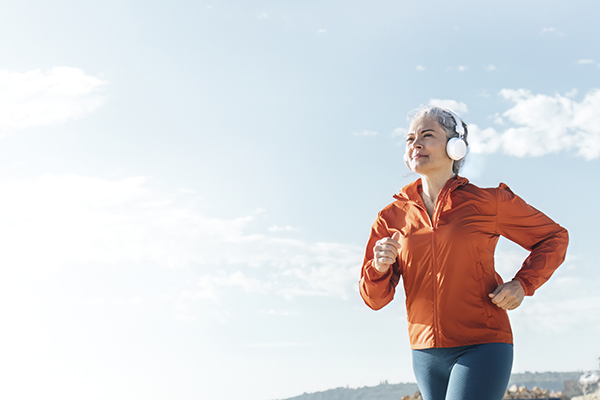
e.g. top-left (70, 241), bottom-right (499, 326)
top-left (420, 170), bottom-right (455, 205)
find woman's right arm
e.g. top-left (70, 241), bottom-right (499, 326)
top-left (359, 216), bottom-right (402, 310)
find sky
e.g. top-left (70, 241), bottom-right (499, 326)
top-left (0, 1), bottom-right (599, 399)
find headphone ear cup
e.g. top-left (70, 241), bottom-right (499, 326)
top-left (446, 137), bottom-right (467, 160)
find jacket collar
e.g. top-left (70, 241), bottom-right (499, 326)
top-left (394, 175), bottom-right (469, 203)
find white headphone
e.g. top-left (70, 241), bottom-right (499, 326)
top-left (445, 109), bottom-right (467, 161)
top-left (404, 108), bottom-right (467, 167)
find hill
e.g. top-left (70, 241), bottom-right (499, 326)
top-left (280, 371), bottom-right (583, 400)
top-left (509, 371), bottom-right (583, 392)
top-left (283, 381), bottom-right (419, 400)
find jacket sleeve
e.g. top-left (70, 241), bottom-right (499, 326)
top-left (359, 212), bottom-right (402, 310)
top-left (495, 183), bottom-right (569, 296)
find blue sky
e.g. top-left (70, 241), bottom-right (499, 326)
top-left (0, 1), bottom-right (599, 399)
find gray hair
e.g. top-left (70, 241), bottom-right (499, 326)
top-left (408, 106), bottom-right (469, 175)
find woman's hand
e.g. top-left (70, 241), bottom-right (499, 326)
top-left (373, 232), bottom-right (401, 273)
top-left (489, 280), bottom-right (525, 310)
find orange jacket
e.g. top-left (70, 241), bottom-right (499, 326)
top-left (359, 176), bottom-right (568, 349)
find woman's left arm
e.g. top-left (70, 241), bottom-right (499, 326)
top-left (495, 183), bottom-right (569, 298)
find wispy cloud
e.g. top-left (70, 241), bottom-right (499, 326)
top-left (353, 130), bottom-right (377, 136)
top-left (428, 99), bottom-right (469, 115)
top-left (486, 64), bottom-right (497, 71)
top-left (268, 225), bottom-right (296, 232)
top-left (577, 59), bottom-right (600, 67)
top-left (317, 28), bottom-right (327, 34)
top-left (246, 342), bottom-right (306, 348)
top-left (469, 88), bottom-right (600, 159)
top-left (260, 309), bottom-right (291, 316)
top-left (540, 27), bottom-right (565, 36)
top-left (416, 65), bottom-right (426, 71)
top-left (0, 173), bottom-right (363, 319)
top-left (392, 127), bottom-right (407, 138)
top-left (256, 12), bottom-right (269, 19)
top-left (509, 254), bottom-right (600, 333)
top-left (491, 248), bottom-right (597, 334)
top-left (0, 67), bottom-right (107, 136)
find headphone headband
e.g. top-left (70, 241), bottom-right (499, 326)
top-left (445, 109), bottom-right (465, 138)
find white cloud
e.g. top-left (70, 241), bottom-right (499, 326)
top-left (540, 27), bottom-right (565, 37)
top-left (214, 271), bottom-right (272, 294)
top-left (490, 112), bottom-right (504, 125)
top-left (257, 12), bottom-right (269, 19)
top-left (509, 256), bottom-right (600, 333)
top-left (486, 64), bottom-right (497, 71)
top-left (318, 29), bottom-right (327, 34)
top-left (0, 67), bottom-right (107, 136)
top-left (353, 130), bottom-right (377, 136)
top-left (392, 127), bottom-right (407, 138)
top-left (490, 247), bottom-right (598, 335)
top-left (565, 88), bottom-right (578, 98)
top-left (416, 65), bottom-right (426, 71)
top-left (468, 88), bottom-right (600, 159)
top-left (260, 309), bottom-right (290, 316)
top-left (577, 59), bottom-right (600, 68)
top-left (457, 65), bottom-right (467, 72)
top-left (268, 225), bottom-right (296, 232)
top-left (0, 173), bottom-right (363, 307)
top-left (428, 99), bottom-right (469, 115)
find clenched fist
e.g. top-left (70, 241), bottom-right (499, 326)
top-left (373, 232), bottom-right (401, 273)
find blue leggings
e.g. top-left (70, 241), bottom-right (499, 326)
top-left (412, 343), bottom-right (513, 400)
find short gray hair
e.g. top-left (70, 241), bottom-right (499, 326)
top-left (408, 106), bottom-right (469, 175)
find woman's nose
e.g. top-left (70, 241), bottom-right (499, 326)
top-left (411, 139), bottom-right (423, 149)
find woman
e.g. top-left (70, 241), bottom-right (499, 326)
top-left (359, 107), bottom-right (569, 400)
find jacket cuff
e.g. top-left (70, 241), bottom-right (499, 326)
top-left (364, 260), bottom-right (393, 281)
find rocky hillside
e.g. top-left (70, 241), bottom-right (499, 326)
top-left (509, 372), bottom-right (583, 392)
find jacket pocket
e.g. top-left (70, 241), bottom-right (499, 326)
top-left (476, 261), bottom-right (494, 320)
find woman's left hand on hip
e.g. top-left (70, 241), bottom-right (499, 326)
top-left (488, 280), bottom-right (525, 310)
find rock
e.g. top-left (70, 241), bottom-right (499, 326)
top-left (570, 371), bottom-right (600, 400)
top-left (571, 392), bottom-right (600, 400)
top-left (401, 391), bottom-right (423, 400)
top-left (503, 384), bottom-right (562, 399)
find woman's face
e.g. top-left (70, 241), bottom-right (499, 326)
top-left (405, 116), bottom-right (454, 176)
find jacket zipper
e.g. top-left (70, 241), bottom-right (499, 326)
top-left (404, 178), bottom-right (464, 348)
top-left (430, 228), bottom-right (439, 346)
top-left (429, 187), bottom-right (451, 347)
top-left (412, 198), bottom-right (439, 346)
